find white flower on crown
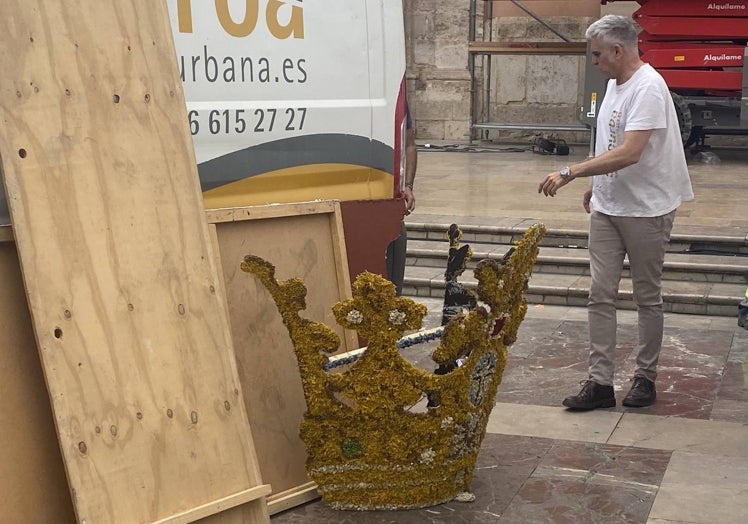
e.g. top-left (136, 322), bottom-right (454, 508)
top-left (346, 309), bottom-right (364, 324)
top-left (420, 448), bottom-right (436, 464)
top-left (388, 309), bottom-right (407, 325)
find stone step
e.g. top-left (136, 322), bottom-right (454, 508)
top-left (403, 265), bottom-right (746, 317)
top-left (405, 218), bottom-right (748, 255)
top-left (407, 239), bottom-right (748, 284)
top-left (403, 218), bottom-right (748, 316)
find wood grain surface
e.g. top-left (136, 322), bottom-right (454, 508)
top-left (0, 1), bottom-right (268, 522)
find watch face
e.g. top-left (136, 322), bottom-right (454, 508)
top-left (560, 167), bottom-right (570, 177)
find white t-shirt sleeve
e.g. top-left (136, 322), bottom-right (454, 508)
top-left (624, 83), bottom-right (667, 132)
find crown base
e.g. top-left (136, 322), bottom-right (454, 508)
top-left (310, 457), bottom-right (477, 510)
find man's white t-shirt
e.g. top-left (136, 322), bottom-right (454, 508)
top-left (592, 63), bottom-right (694, 217)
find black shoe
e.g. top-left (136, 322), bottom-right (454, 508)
top-left (562, 380), bottom-right (616, 410)
top-left (622, 376), bottom-right (656, 407)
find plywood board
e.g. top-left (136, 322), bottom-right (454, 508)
top-left (0, 2), bottom-right (268, 522)
top-left (207, 202), bottom-right (356, 511)
top-left (0, 235), bottom-right (76, 523)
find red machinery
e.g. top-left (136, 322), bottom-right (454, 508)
top-left (598, 0), bottom-right (748, 145)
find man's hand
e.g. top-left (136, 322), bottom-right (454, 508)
top-left (402, 186), bottom-right (415, 215)
top-left (538, 171), bottom-right (571, 197)
top-left (583, 189), bottom-right (592, 214)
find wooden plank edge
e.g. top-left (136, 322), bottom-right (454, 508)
top-left (207, 222), bottom-right (269, 488)
top-left (266, 482), bottom-right (319, 516)
top-left (153, 484), bottom-right (272, 524)
top-left (328, 201), bottom-right (359, 351)
top-left (206, 201), bottom-right (338, 224)
top-left (468, 41), bottom-right (586, 55)
top-left (469, 41), bottom-right (586, 49)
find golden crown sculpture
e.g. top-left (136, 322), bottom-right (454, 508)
top-left (241, 223), bottom-right (546, 510)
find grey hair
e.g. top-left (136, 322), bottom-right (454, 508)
top-left (585, 14), bottom-right (640, 51)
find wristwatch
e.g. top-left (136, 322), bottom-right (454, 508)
top-left (559, 166), bottom-right (573, 181)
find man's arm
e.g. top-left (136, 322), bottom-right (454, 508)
top-left (402, 127), bottom-right (417, 213)
top-left (538, 129), bottom-right (653, 197)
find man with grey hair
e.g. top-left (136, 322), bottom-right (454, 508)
top-left (538, 15), bottom-right (694, 410)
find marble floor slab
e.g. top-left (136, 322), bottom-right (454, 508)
top-left (496, 439), bottom-right (671, 524)
top-left (647, 451), bottom-right (748, 524)
top-left (486, 403), bottom-right (621, 444)
top-left (607, 413), bottom-right (748, 457)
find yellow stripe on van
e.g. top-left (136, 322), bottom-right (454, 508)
top-left (202, 163), bottom-right (394, 209)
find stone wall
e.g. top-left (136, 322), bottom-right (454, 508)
top-left (404, 0), bottom-right (472, 142)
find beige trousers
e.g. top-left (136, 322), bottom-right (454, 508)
top-left (587, 210), bottom-right (676, 385)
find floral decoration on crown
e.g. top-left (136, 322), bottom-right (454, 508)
top-left (241, 223), bottom-right (546, 510)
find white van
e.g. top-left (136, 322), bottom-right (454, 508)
top-left (1, 1), bottom-right (409, 279)
top-left (165, 0), bottom-right (409, 246)
top-left (163, 0), bottom-right (409, 284)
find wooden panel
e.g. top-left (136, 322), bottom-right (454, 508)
top-left (0, 2), bottom-right (268, 523)
top-left (0, 238), bottom-right (76, 523)
top-left (468, 41), bottom-right (587, 55)
top-left (208, 202), bottom-right (355, 510)
top-left (490, 0), bottom-right (600, 17)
